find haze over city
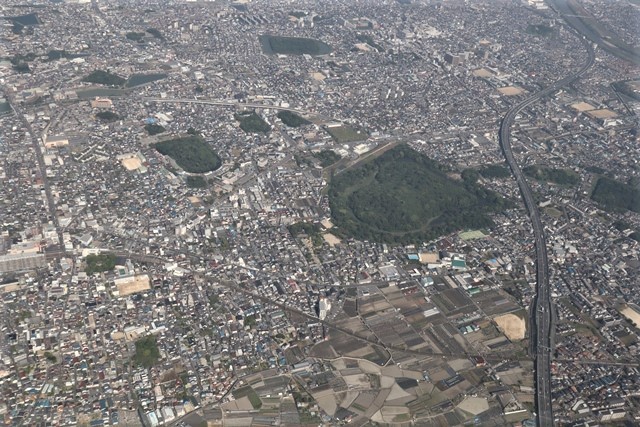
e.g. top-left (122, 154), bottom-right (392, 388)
top-left (0, 0), bottom-right (639, 426)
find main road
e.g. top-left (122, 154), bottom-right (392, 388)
top-left (4, 93), bottom-right (65, 250)
top-left (498, 37), bottom-right (595, 426)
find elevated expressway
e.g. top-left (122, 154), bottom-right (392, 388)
top-left (498, 38), bottom-right (595, 426)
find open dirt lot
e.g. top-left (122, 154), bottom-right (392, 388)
top-left (571, 101), bottom-right (595, 112)
top-left (498, 86), bottom-right (524, 96)
top-left (494, 313), bottom-right (526, 341)
top-left (323, 233), bottom-right (341, 246)
top-left (620, 305), bottom-right (640, 328)
top-left (116, 275), bottom-right (151, 296)
top-left (457, 396), bottom-right (489, 415)
top-left (473, 68), bottom-right (492, 77)
top-left (121, 157), bottom-right (142, 171)
top-left (587, 108), bottom-right (617, 119)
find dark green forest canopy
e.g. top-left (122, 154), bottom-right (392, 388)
top-left (154, 136), bottom-right (221, 173)
top-left (260, 35), bottom-right (332, 55)
top-left (591, 177), bottom-right (640, 213)
top-left (235, 112), bottom-right (270, 134)
top-left (82, 69), bottom-right (126, 87)
top-left (328, 145), bottom-right (511, 244)
top-left (277, 110), bottom-right (310, 127)
top-left (314, 150), bottom-right (342, 167)
top-left (85, 253), bottom-right (116, 274)
top-left (133, 335), bottom-right (161, 368)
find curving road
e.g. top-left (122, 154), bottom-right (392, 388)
top-left (498, 38), bottom-right (595, 426)
top-left (548, 0), bottom-right (640, 65)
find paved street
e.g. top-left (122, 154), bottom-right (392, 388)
top-left (498, 33), bottom-right (595, 427)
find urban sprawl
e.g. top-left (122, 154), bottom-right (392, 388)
top-left (0, 0), bottom-right (639, 426)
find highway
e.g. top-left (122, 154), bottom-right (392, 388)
top-left (548, 0), bottom-right (640, 65)
top-left (498, 36), bottom-right (595, 426)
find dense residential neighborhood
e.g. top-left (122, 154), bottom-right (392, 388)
top-left (0, 0), bottom-right (639, 425)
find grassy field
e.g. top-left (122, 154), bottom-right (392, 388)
top-left (544, 207), bottom-right (563, 218)
top-left (325, 125), bottom-right (367, 143)
top-left (459, 230), bottom-right (487, 240)
top-left (523, 165), bottom-right (579, 186)
top-left (232, 386), bottom-right (262, 409)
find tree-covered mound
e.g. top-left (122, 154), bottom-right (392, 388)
top-left (591, 177), bottom-right (640, 213)
top-left (235, 112), bottom-right (270, 134)
top-left (85, 253), bottom-right (116, 274)
top-left (82, 70), bottom-right (126, 86)
top-left (260, 35), bottom-right (331, 55)
top-left (278, 110), bottom-right (310, 127)
top-left (154, 136), bottom-right (221, 173)
top-left (329, 145), bottom-right (510, 244)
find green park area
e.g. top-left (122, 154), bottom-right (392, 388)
top-left (526, 23), bottom-right (554, 36)
top-left (277, 110), bottom-right (310, 127)
top-left (144, 123), bottom-right (166, 136)
top-left (591, 177), bottom-right (640, 213)
top-left (235, 112), bottom-right (270, 133)
top-left (523, 165), bottom-right (580, 186)
top-left (133, 335), bottom-right (161, 368)
top-left (95, 111), bottom-right (120, 122)
top-left (85, 253), bottom-right (116, 274)
top-left (83, 70), bottom-right (126, 87)
top-left (125, 73), bottom-right (167, 88)
top-left (325, 125), bottom-right (367, 143)
top-left (154, 136), bottom-right (221, 173)
top-left (260, 35), bottom-right (332, 55)
top-left (125, 31), bottom-right (145, 42)
top-left (314, 150), bottom-right (342, 167)
top-left (186, 176), bottom-right (207, 188)
top-left (0, 102), bottom-right (11, 115)
top-left (328, 145), bottom-right (510, 244)
top-left (477, 164), bottom-right (511, 179)
top-left (288, 222), bottom-right (324, 246)
top-left (146, 28), bottom-right (164, 40)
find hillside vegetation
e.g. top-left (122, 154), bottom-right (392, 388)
top-left (83, 70), bottom-right (126, 86)
top-left (154, 136), bottom-right (221, 173)
top-left (278, 110), bottom-right (310, 127)
top-left (329, 145), bottom-right (510, 244)
top-left (591, 177), bottom-right (640, 213)
top-left (523, 165), bottom-right (580, 186)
